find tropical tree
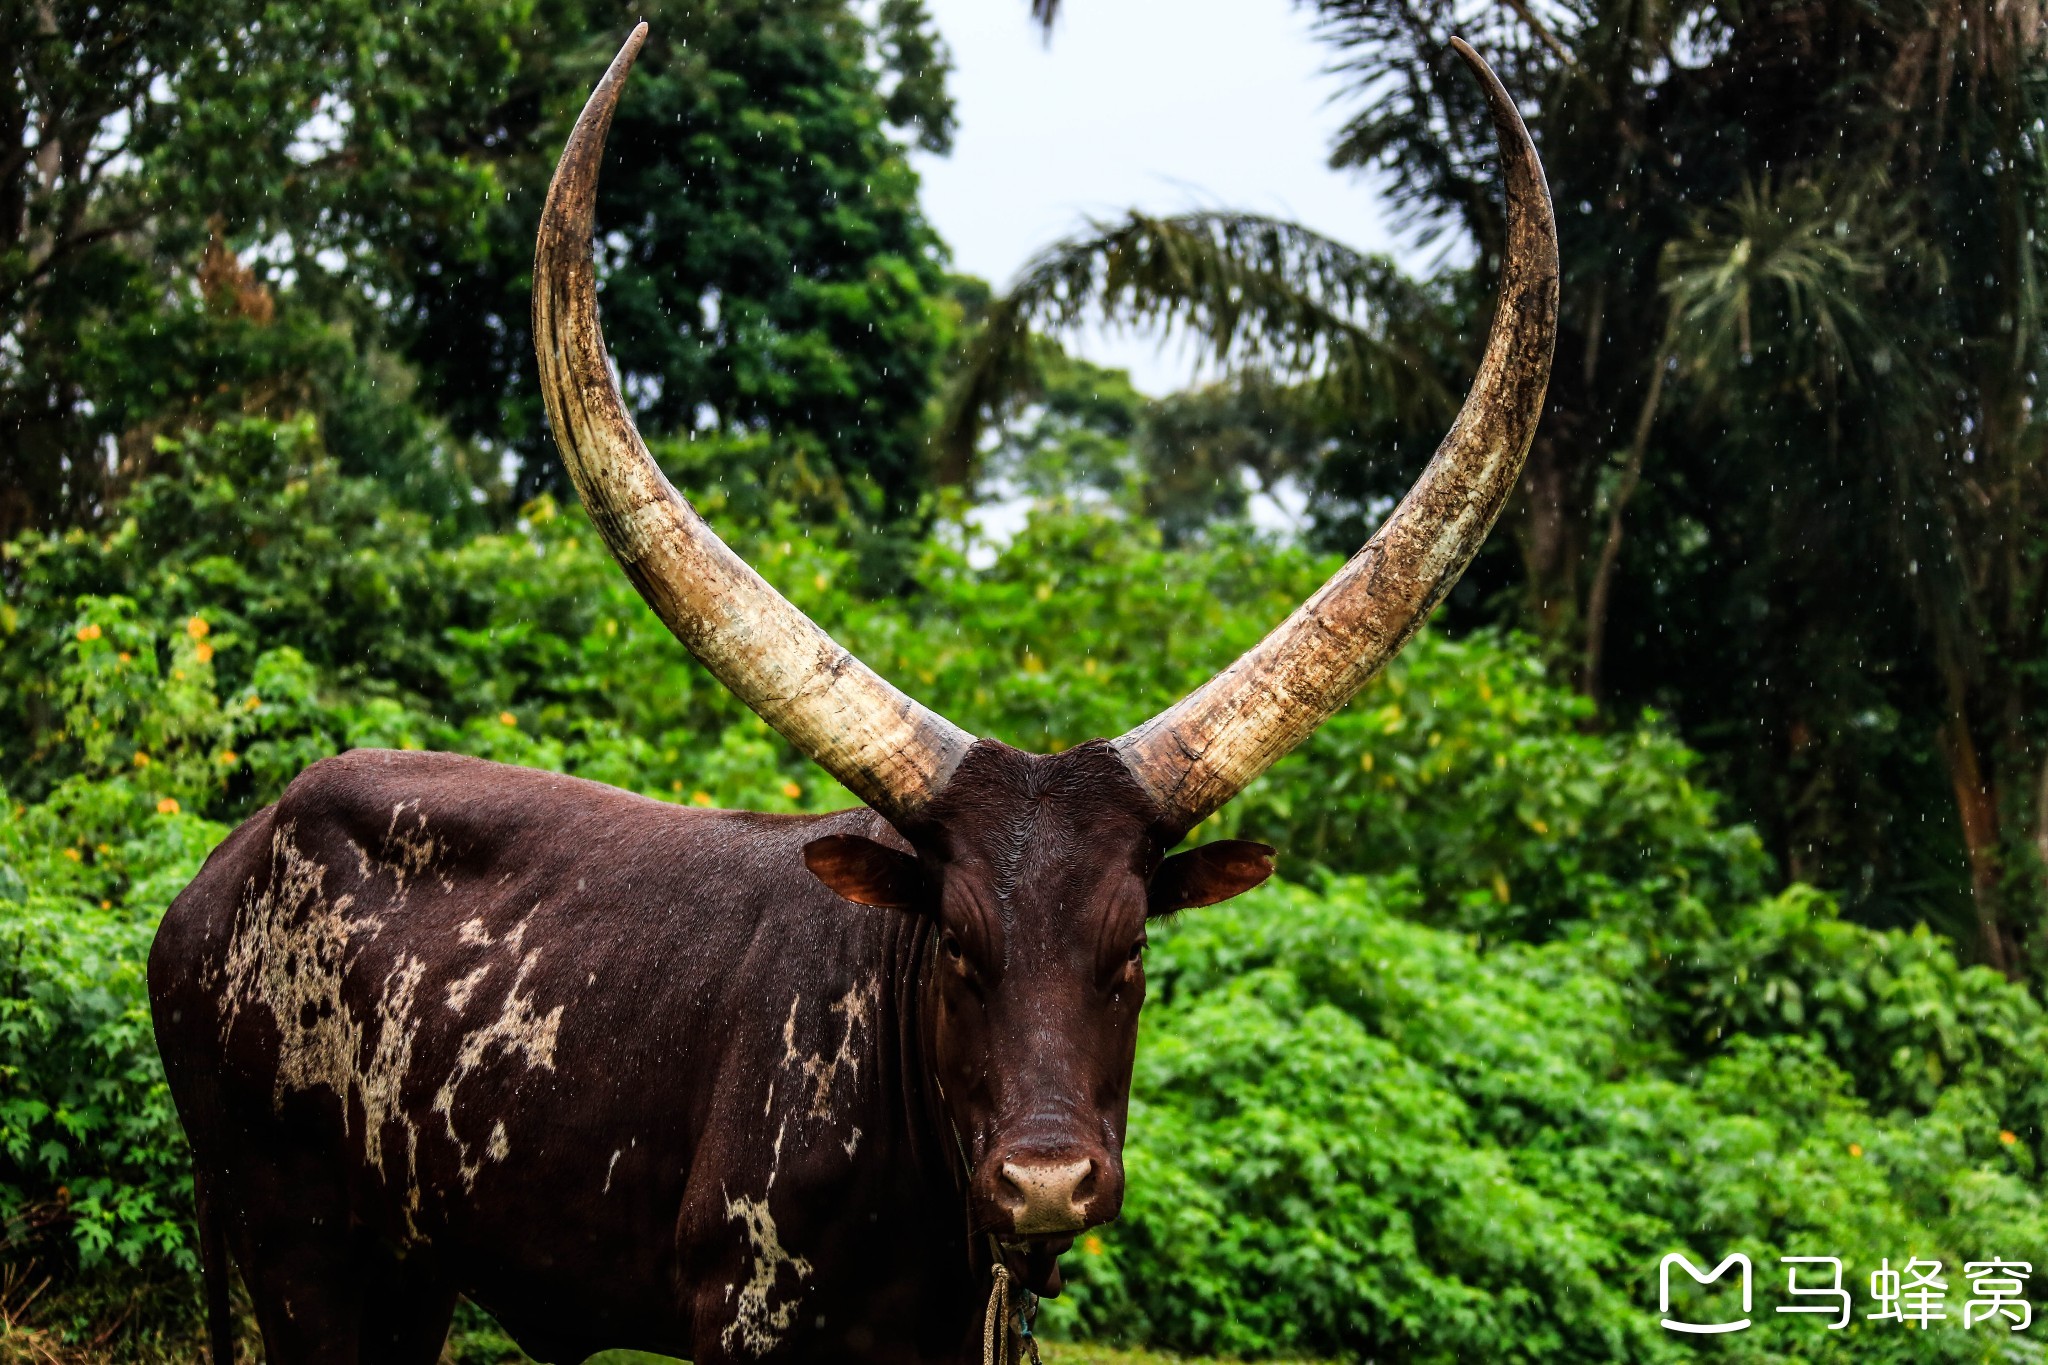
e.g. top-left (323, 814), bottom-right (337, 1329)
top-left (392, 0), bottom-right (960, 525)
top-left (2, 0), bottom-right (960, 543)
top-left (0, 0), bottom-right (532, 536)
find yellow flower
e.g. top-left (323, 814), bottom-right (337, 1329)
top-left (157, 797), bottom-right (180, 815)
top-left (95, 843), bottom-right (109, 854)
top-left (99, 900), bottom-right (111, 910)
top-left (499, 711), bottom-right (518, 727)
top-left (63, 847), bottom-right (81, 862)
top-left (185, 616), bottom-right (209, 640)
top-left (1849, 1143), bottom-right (1864, 1158)
top-left (75, 622), bottom-right (102, 642)
top-left (218, 750), bottom-right (238, 767)
top-left (117, 651), bottom-right (131, 664)
top-left (195, 642), bottom-right (214, 664)
top-left (1084, 1235), bottom-right (1104, 1256)
top-left (781, 781), bottom-right (802, 800)
top-left (2001, 1130), bottom-right (2019, 1146)
top-left (245, 695), bottom-right (262, 710)
top-left (691, 791), bottom-right (714, 807)
top-left (133, 751), bottom-right (151, 768)
top-left (671, 780), bottom-right (684, 793)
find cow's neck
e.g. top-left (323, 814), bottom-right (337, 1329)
top-left (896, 914), bottom-right (969, 1205)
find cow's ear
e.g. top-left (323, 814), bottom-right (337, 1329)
top-left (804, 835), bottom-right (927, 910)
top-left (1148, 840), bottom-right (1274, 916)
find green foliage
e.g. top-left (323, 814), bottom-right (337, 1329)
top-left (397, 0), bottom-right (959, 519)
top-left (0, 787), bottom-right (223, 1272)
top-left (4, 0), bottom-right (960, 553)
top-left (0, 0), bottom-right (529, 533)
top-left (937, 212), bottom-right (1452, 494)
top-left (5, 420), bottom-right (2047, 1359)
top-left (1306, 0), bottom-right (2048, 956)
top-left (1056, 879), bottom-right (2048, 1363)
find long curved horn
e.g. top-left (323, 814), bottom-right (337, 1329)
top-left (534, 24), bottom-right (974, 825)
top-left (1116, 38), bottom-right (1558, 837)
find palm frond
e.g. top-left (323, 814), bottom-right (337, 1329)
top-left (936, 211), bottom-right (1454, 482)
top-left (1660, 173), bottom-right (1908, 395)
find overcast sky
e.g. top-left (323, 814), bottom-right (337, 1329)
top-left (911, 0), bottom-right (1438, 394)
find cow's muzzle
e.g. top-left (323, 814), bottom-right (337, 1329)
top-left (985, 1148), bottom-right (1121, 1236)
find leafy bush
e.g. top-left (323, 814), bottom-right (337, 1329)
top-left (5, 420), bottom-right (2046, 1359)
top-left (1057, 878), bottom-right (2048, 1363)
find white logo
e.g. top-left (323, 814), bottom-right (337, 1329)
top-left (1776, 1256), bottom-right (1850, 1330)
top-left (1660, 1253), bottom-right (1752, 1334)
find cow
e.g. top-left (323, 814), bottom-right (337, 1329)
top-left (147, 22), bottom-right (1555, 1365)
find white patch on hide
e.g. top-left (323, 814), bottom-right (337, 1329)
top-left (215, 826), bottom-right (425, 1217)
top-left (721, 1192), bottom-right (813, 1357)
top-left (358, 794), bottom-right (450, 900)
top-left (431, 912), bottom-right (564, 1190)
top-left (780, 978), bottom-right (878, 1120)
top-left (445, 964), bottom-right (491, 1013)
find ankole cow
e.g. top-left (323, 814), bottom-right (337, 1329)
top-left (149, 23), bottom-right (1554, 1365)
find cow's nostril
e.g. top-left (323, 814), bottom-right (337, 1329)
top-left (997, 1157), bottom-right (1096, 1234)
top-left (995, 1164), bottom-right (1028, 1213)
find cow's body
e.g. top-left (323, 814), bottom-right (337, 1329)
top-left (151, 749), bottom-right (979, 1363)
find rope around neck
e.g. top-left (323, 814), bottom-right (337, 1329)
top-left (980, 1246), bottom-right (1043, 1365)
top-left (982, 1261), bottom-right (1011, 1365)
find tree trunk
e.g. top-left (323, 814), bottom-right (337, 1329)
top-left (2036, 748), bottom-right (2048, 904)
top-left (1940, 709), bottom-right (2014, 976)
top-left (1510, 427), bottom-right (1587, 646)
top-left (1582, 352), bottom-right (1667, 705)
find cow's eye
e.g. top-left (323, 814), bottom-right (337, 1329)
top-left (1127, 938), bottom-right (1146, 964)
top-left (941, 932), bottom-right (965, 962)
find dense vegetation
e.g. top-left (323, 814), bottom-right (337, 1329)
top-left (5, 426), bottom-right (2048, 1361)
top-left (6, 0), bottom-right (2048, 1359)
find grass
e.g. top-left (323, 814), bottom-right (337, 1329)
top-left (587, 1351), bottom-right (1296, 1365)
top-left (0, 1277), bottom-right (1310, 1365)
